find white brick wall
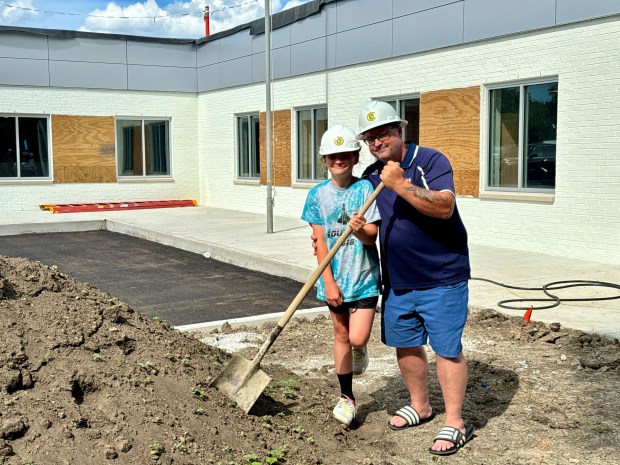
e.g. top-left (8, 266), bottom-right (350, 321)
top-left (0, 87), bottom-right (199, 210)
top-left (197, 74), bottom-right (328, 217)
top-left (199, 17), bottom-right (620, 265)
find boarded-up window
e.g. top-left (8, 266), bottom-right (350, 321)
top-left (51, 115), bottom-right (116, 183)
top-left (419, 86), bottom-right (480, 197)
top-left (259, 109), bottom-right (292, 187)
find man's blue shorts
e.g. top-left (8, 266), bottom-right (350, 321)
top-left (380, 281), bottom-right (469, 358)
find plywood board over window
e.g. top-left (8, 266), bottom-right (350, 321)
top-left (259, 109), bottom-right (292, 187)
top-left (419, 86), bottom-right (480, 197)
top-left (52, 115), bottom-right (116, 183)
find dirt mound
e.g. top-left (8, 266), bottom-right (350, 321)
top-left (1, 255), bottom-right (619, 465)
top-left (0, 256), bottom-right (351, 465)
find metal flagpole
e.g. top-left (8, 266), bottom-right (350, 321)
top-left (265, 0), bottom-right (273, 233)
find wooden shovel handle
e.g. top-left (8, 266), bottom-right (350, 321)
top-left (250, 181), bottom-right (384, 367)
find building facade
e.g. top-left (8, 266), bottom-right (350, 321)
top-left (1, 0), bottom-right (619, 265)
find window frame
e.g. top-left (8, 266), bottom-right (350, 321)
top-left (296, 106), bottom-right (328, 183)
top-left (236, 113), bottom-right (261, 180)
top-left (484, 78), bottom-right (558, 193)
top-left (115, 117), bottom-right (171, 179)
top-left (0, 114), bottom-right (51, 181)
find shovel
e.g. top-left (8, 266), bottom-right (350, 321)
top-left (210, 182), bottom-right (385, 413)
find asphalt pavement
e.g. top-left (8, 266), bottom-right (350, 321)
top-left (0, 230), bottom-right (323, 327)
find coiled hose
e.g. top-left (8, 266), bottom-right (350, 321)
top-left (470, 278), bottom-right (620, 311)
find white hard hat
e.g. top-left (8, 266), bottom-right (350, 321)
top-left (318, 125), bottom-right (361, 157)
top-left (356, 101), bottom-right (408, 139)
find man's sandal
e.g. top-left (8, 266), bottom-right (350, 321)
top-left (429, 424), bottom-right (475, 455)
top-left (387, 406), bottom-right (435, 431)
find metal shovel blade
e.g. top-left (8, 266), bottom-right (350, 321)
top-left (210, 355), bottom-right (272, 413)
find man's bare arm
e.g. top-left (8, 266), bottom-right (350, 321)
top-left (400, 184), bottom-right (455, 219)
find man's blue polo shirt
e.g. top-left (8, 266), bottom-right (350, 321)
top-left (363, 144), bottom-right (471, 290)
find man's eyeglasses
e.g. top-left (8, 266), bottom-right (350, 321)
top-left (364, 127), bottom-right (395, 146)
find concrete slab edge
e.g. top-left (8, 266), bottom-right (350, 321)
top-left (174, 306), bottom-right (330, 333)
top-left (0, 220), bottom-right (106, 236)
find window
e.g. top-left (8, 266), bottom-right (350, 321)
top-left (0, 115), bottom-right (50, 179)
top-left (237, 114), bottom-right (260, 179)
top-left (382, 97), bottom-right (420, 145)
top-left (488, 81), bottom-right (558, 190)
top-left (116, 118), bottom-right (170, 177)
top-left (297, 107), bottom-right (328, 182)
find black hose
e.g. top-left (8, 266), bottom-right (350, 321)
top-left (470, 278), bottom-right (620, 311)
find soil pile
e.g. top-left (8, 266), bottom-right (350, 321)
top-left (1, 255), bottom-right (619, 465)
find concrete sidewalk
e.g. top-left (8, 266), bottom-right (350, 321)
top-left (1, 206), bottom-right (619, 338)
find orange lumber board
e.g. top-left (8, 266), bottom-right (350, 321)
top-left (41, 200), bottom-right (197, 214)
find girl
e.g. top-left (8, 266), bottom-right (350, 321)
top-left (301, 125), bottom-right (381, 426)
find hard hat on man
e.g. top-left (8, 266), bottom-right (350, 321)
top-left (356, 101), bottom-right (408, 140)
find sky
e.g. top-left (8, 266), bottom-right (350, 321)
top-left (0, 0), bottom-right (312, 38)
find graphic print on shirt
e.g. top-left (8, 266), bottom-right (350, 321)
top-left (336, 204), bottom-right (350, 225)
top-left (325, 203), bottom-right (354, 246)
top-left (301, 179), bottom-right (382, 302)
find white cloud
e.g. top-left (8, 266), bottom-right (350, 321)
top-left (80, 0), bottom-right (202, 38)
top-left (0, 0), bottom-right (39, 23)
top-left (0, 0), bottom-right (313, 38)
top-left (282, 0), bottom-right (307, 10)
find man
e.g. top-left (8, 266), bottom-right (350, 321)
top-left (358, 101), bottom-right (473, 456)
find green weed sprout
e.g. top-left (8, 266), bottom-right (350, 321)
top-left (242, 445), bottom-right (287, 465)
top-left (40, 352), bottom-right (51, 366)
top-left (149, 441), bottom-right (164, 456)
top-left (277, 378), bottom-right (300, 399)
top-left (173, 437), bottom-right (187, 452)
top-left (191, 387), bottom-right (207, 399)
top-left (138, 360), bottom-right (154, 370)
top-left (138, 360), bottom-right (158, 375)
top-left (266, 446), bottom-right (286, 463)
top-left (243, 453), bottom-right (260, 465)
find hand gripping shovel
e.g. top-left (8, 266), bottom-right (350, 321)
top-left (210, 182), bottom-right (384, 413)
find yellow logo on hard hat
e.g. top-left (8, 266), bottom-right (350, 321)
top-left (334, 136), bottom-right (344, 146)
top-left (367, 112), bottom-right (376, 122)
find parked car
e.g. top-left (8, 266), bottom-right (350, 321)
top-left (526, 142), bottom-right (556, 187)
